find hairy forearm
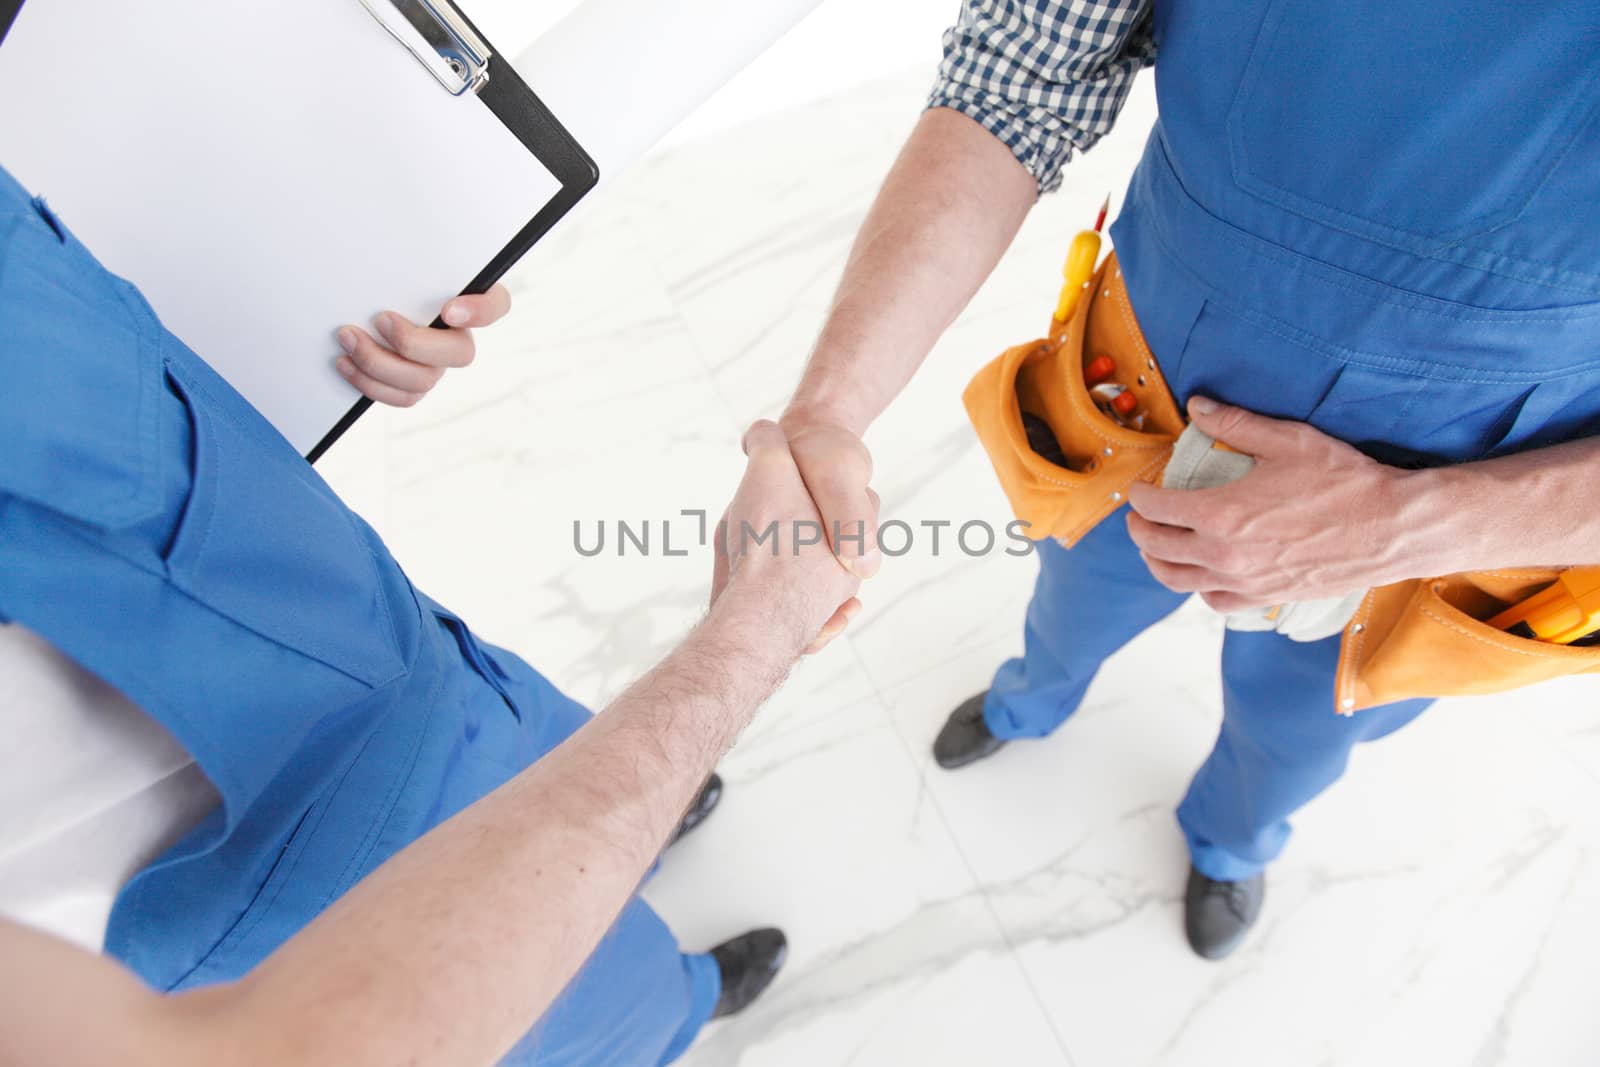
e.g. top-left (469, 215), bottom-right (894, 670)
top-left (1, 586), bottom-right (808, 1067)
top-left (1406, 436), bottom-right (1600, 574)
top-left (784, 107), bottom-right (1036, 435)
top-left (222, 584), bottom-right (806, 1065)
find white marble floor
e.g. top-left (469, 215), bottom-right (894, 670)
top-left (318, 69), bottom-right (1600, 1067)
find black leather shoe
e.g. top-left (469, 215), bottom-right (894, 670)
top-left (1183, 865), bottom-right (1264, 961)
top-left (933, 692), bottom-right (1008, 770)
top-left (668, 774), bottom-right (723, 847)
top-left (710, 927), bottom-right (788, 1018)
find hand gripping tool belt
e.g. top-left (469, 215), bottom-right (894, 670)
top-left (963, 254), bottom-right (1600, 714)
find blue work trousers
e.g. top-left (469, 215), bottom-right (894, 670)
top-left (986, 516), bottom-right (1431, 882)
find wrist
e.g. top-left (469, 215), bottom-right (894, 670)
top-left (640, 587), bottom-right (806, 751)
top-left (703, 579), bottom-right (814, 665)
top-left (1383, 464), bottom-right (1491, 577)
top-left (781, 405), bottom-right (866, 441)
top-left (782, 378), bottom-right (875, 440)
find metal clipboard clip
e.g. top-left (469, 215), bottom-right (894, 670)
top-left (358, 0), bottom-right (492, 96)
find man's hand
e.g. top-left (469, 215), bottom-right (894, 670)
top-left (780, 413), bottom-right (883, 581)
top-left (335, 285), bottom-right (512, 408)
top-left (712, 421), bottom-right (865, 656)
top-left (1126, 397), bottom-right (1430, 613)
top-left (0, 421), bottom-right (864, 1067)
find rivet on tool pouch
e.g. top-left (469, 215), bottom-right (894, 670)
top-left (963, 218), bottom-right (1600, 717)
top-left (962, 249), bottom-right (1184, 548)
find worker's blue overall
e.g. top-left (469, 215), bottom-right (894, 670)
top-left (0, 165), bottom-right (719, 1065)
top-left (984, 2), bottom-right (1600, 881)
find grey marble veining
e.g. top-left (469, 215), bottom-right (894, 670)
top-left (317, 68), bottom-right (1600, 1067)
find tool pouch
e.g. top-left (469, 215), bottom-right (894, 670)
top-left (962, 253), bottom-right (1185, 545)
top-left (1335, 570), bottom-right (1600, 714)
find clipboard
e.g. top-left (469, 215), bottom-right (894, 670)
top-left (0, 0), bottom-right (597, 461)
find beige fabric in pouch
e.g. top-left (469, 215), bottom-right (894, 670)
top-left (1162, 425), bottom-right (1364, 643)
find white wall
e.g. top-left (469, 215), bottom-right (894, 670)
top-left (468, 0), bottom-right (959, 149)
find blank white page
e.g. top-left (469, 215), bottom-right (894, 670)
top-left (0, 0), bottom-right (559, 453)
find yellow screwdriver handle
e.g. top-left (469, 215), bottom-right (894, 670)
top-left (1054, 228), bottom-right (1102, 323)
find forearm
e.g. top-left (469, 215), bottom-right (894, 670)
top-left (221, 583), bottom-right (806, 1065)
top-left (784, 107), bottom-right (1036, 435)
top-left (1407, 436), bottom-right (1600, 574)
top-left (1, 586), bottom-right (807, 1067)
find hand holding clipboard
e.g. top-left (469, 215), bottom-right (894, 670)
top-left (0, 0), bottom-right (597, 459)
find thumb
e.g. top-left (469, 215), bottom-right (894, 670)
top-left (741, 418), bottom-right (789, 459)
top-left (1186, 395), bottom-right (1300, 457)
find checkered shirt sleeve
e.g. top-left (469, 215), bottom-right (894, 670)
top-left (928, 0), bottom-right (1156, 195)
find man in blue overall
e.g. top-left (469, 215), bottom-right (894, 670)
top-left (759, 1), bottom-right (1600, 958)
top-left (0, 160), bottom-right (858, 1063)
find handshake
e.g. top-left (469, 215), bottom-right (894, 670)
top-left (709, 416), bottom-right (882, 659)
top-left (332, 290), bottom-right (883, 662)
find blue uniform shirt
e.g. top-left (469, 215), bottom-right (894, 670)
top-left (0, 162), bottom-right (721, 1064)
top-left (0, 165), bottom-right (527, 986)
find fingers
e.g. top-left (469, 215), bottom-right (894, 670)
top-left (803, 597), bottom-right (863, 655)
top-left (335, 286), bottom-right (510, 408)
top-left (857, 488), bottom-right (882, 574)
top-left (441, 284), bottom-right (511, 329)
top-left (1139, 553), bottom-right (1215, 594)
top-left (1141, 553), bottom-right (1275, 610)
top-left (741, 419), bottom-right (792, 461)
top-left (1125, 479), bottom-right (1224, 531)
top-left (372, 312), bottom-right (478, 370)
top-left (1125, 511), bottom-right (1224, 569)
top-left (1185, 395), bottom-right (1301, 457)
top-left (724, 418), bottom-right (868, 653)
top-left (1199, 590), bottom-right (1272, 613)
top-left (334, 362), bottom-right (426, 408)
top-left (815, 476), bottom-right (880, 578)
top-left (709, 508), bottom-right (732, 610)
top-left (724, 421), bottom-right (811, 565)
top-left (334, 335), bottom-right (428, 408)
top-left (786, 426), bottom-right (880, 578)
top-left (337, 325), bottom-right (447, 398)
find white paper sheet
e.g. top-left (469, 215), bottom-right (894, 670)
top-left (0, 0), bottom-right (560, 453)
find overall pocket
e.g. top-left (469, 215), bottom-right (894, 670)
top-left (0, 203), bottom-right (168, 530)
top-left (160, 358), bottom-right (407, 690)
top-left (1171, 294), bottom-right (1575, 469)
top-left (426, 601), bottom-right (522, 721)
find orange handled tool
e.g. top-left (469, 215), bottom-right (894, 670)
top-left (1084, 354), bottom-right (1117, 385)
top-left (1488, 566), bottom-right (1600, 644)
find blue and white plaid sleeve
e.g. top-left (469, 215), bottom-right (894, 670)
top-left (928, 0), bottom-right (1156, 195)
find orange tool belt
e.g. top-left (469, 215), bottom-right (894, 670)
top-left (963, 253), bottom-right (1185, 547)
top-left (963, 252), bottom-right (1600, 714)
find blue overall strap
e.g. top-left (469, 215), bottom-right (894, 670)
top-left (1112, 0), bottom-right (1600, 464)
top-left (1017, 1), bottom-right (1600, 884)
